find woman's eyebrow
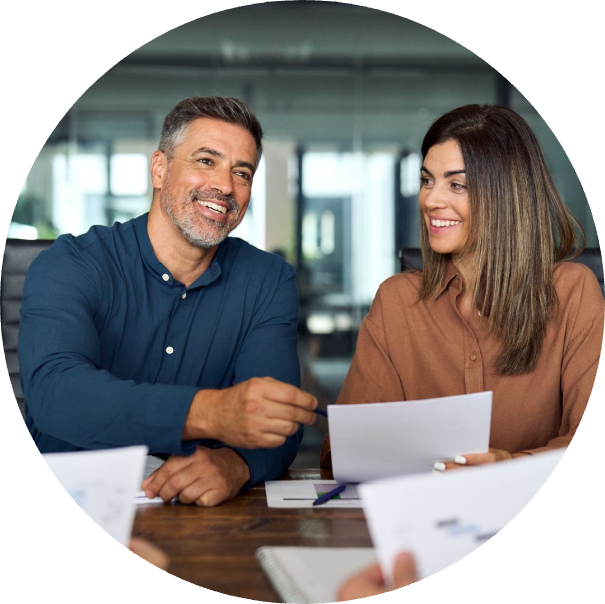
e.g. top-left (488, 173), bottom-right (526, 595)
top-left (420, 167), bottom-right (465, 178)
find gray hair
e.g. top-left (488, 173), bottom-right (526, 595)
top-left (158, 96), bottom-right (264, 164)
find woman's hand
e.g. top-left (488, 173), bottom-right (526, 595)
top-left (434, 447), bottom-right (512, 472)
top-left (337, 552), bottom-right (418, 601)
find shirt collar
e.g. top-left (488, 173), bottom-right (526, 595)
top-left (435, 258), bottom-right (463, 297)
top-left (134, 213), bottom-right (225, 288)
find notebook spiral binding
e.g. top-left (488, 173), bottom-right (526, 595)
top-left (256, 546), bottom-right (308, 604)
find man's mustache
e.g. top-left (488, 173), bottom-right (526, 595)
top-left (191, 189), bottom-right (238, 212)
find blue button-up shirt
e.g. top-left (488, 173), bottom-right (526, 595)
top-left (20, 214), bottom-right (302, 485)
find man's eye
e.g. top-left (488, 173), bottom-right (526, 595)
top-left (236, 171), bottom-right (252, 181)
top-left (199, 158), bottom-right (213, 165)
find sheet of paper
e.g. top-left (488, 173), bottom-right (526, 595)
top-left (43, 446), bottom-right (148, 545)
top-left (328, 391), bottom-right (492, 482)
top-left (134, 491), bottom-right (178, 505)
top-left (256, 547), bottom-right (376, 604)
top-left (265, 480), bottom-right (362, 508)
top-left (359, 449), bottom-right (565, 583)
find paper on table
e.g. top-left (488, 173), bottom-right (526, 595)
top-left (329, 391), bottom-right (492, 482)
top-left (265, 480), bottom-right (361, 508)
top-left (43, 446), bottom-right (148, 545)
top-left (134, 491), bottom-right (169, 505)
top-left (359, 448), bottom-right (565, 583)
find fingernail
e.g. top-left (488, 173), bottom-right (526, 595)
top-left (145, 490), bottom-right (155, 498)
top-left (433, 462), bottom-right (446, 471)
top-left (455, 456), bottom-right (467, 465)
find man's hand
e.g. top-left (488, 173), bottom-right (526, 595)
top-left (140, 446), bottom-right (251, 507)
top-left (183, 377), bottom-right (318, 448)
top-left (337, 552), bottom-right (418, 600)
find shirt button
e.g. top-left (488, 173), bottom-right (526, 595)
top-left (166, 346), bottom-right (174, 355)
top-left (470, 353), bottom-right (477, 361)
top-left (181, 292), bottom-right (187, 300)
top-left (162, 273), bottom-right (170, 282)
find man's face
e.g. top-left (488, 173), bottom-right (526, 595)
top-left (157, 118), bottom-right (257, 248)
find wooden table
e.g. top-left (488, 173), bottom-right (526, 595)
top-left (132, 469), bottom-right (371, 601)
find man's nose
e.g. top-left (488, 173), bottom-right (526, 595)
top-left (208, 167), bottom-right (234, 196)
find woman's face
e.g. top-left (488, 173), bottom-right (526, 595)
top-left (419, 139), bottom-right (471, 257)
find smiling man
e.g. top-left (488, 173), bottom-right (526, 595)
top-left (20, 96), bottom-right (317, 506)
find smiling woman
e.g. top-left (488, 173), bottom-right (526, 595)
top-left (321, 104), bottom-right (604, 470)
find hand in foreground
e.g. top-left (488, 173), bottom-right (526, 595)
top-left (433, 447), bottom-right (513, 472)
top-left (337, 552), bottom-right (418, 601)
top-left (129, 537), bottom-right (169, 570)
top-left (141, 445), bottom-right (250, 507)
top-left (183, 377), bottom-right (318, 449)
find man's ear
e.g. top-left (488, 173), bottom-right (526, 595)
top-left (150, 150), bottom-right (168, 189)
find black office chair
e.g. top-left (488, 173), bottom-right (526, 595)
top-left (1, 238), bottom-right (55, 417)
top-left (398, 247), bottom-right (604, 298)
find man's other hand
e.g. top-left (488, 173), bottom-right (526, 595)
top-left (140, 446), bottom-right (251, 507)
top-left (183, 377), bottom-right (318, 448)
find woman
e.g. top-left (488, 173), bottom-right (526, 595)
top-left (321, 104), bottom-right (603, 470)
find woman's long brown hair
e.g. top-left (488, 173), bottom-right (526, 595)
top-left (419, 105), bottom-right (585, 375)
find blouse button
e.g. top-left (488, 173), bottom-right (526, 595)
top-left (470, 353), bottom-right (477, 361)
top-left (181, 292), bottom-right (187, 300)
top-left (166, 346), bottom-right (174, 355)
top-left (162, 273), bottom-right (170, 282)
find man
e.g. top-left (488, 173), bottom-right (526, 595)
top-left (20, 96), bottom-right (317, 506)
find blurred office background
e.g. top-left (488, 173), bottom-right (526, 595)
top-left (9, 2), bottom-right (598, 466)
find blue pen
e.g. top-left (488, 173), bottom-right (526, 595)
top-left (313, 484), bottom-right (346, 506)
top-left (314, 408), bottom-right (328, 418)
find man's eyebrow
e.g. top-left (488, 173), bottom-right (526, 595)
top-left (235, 160), bottom-right (256, 174)
top-left (192, 147), bottom-right (256, 174)
top-left (192, 147), bottom-right (225, 159)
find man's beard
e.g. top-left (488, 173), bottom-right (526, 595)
top-left (162, 187), bottom-right (241, 249)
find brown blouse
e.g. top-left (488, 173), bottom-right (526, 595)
top-left (320, 261), bottom-right (604, 467)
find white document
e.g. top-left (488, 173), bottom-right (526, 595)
top-left (359, 449), bottom-right (565, 583)
top-left (134, 491), bottom-right (170, 505)
top-left (256, 547), bottom-right (376, 604)
top-left (43, 446), bottom-right (148, 545)
top-left (265, 480), bottom-right (362, 508)
top-left (329, 391), bottom-right (492, 482)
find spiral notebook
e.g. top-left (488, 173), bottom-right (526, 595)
top-left (256, 546), bottom-right (376, 604)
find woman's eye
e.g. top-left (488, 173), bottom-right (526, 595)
top-left (451, 182), bottom-right (467, 190)
top-left (420, 177), bottom-right (432, 187)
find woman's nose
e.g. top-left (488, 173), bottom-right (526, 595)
top-left (424, 186), bottom-right (448, 210)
